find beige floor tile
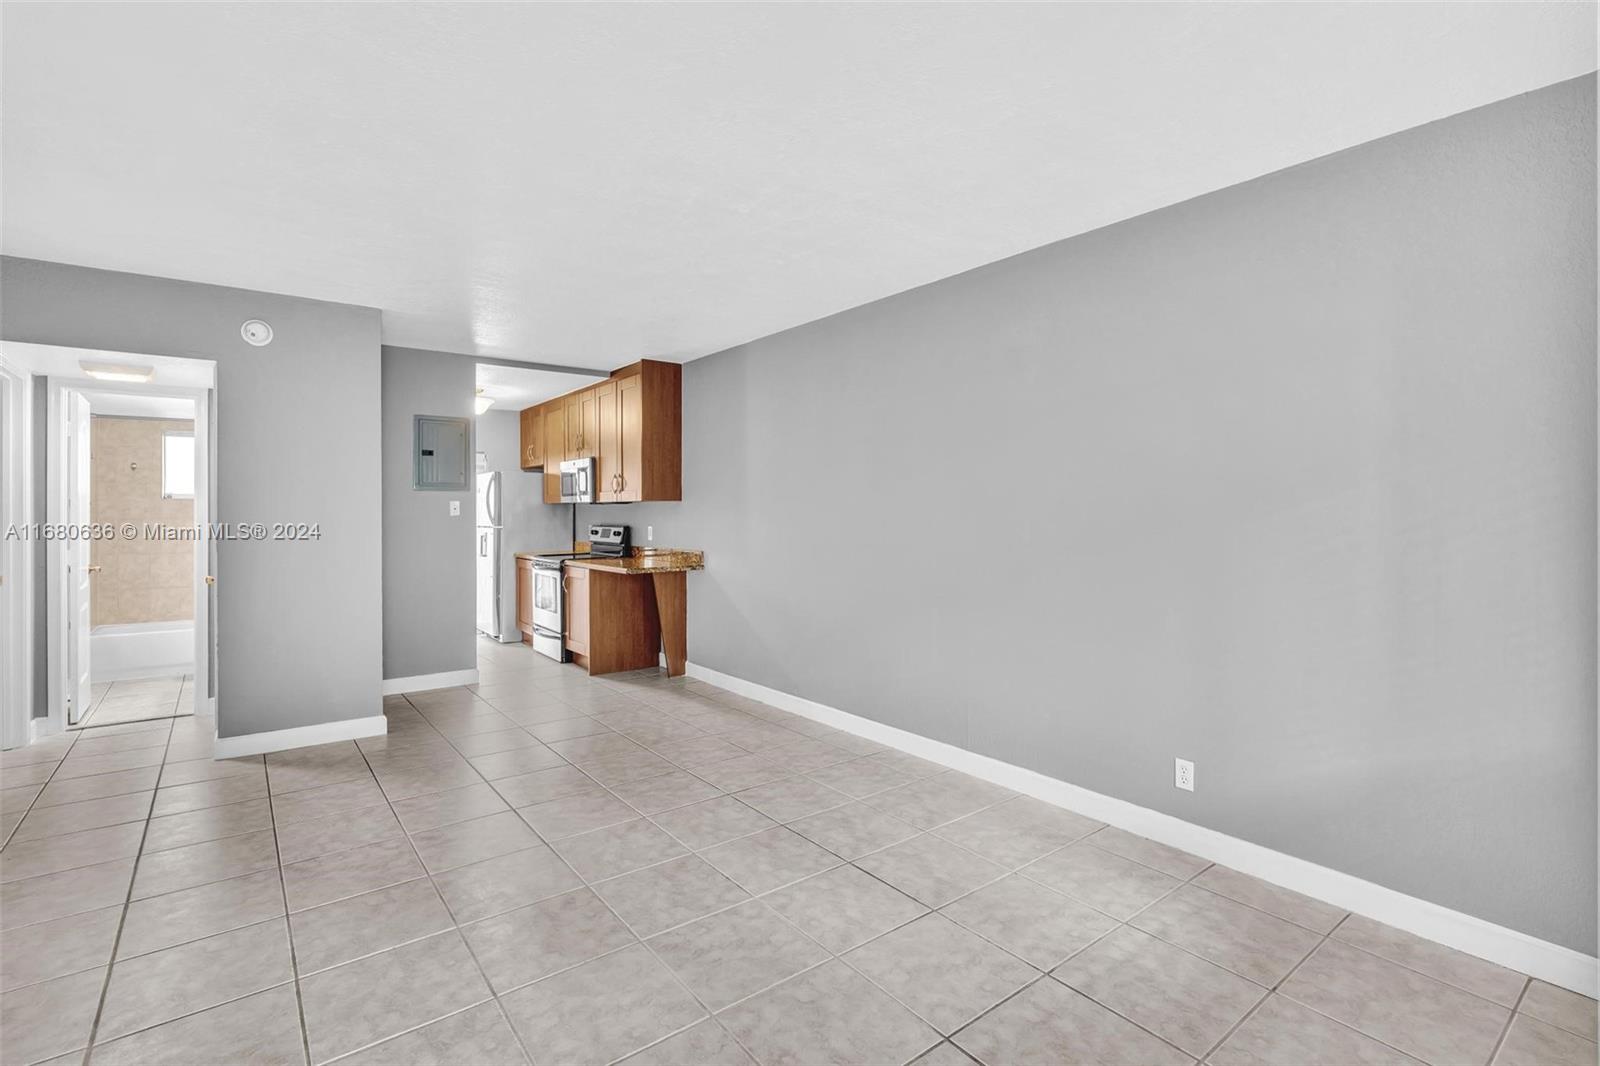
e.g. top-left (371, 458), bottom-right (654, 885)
top-left (1493, 1012), bottom-right (1600, 1066)
top-left (389, 782), bottom-right (509, 832)
top-left (0, 821), bottom-right (144, 883)
top-left (431, 843), bottom-right (583, 923)
top-left (931, 799), bottom-right (1101, 870)
top-left (34, 765), bottom-right (160, 808)
top-left (143, 798), bottom-right (272, 852)
top-left (552, 818), bottom-right (687, 881)
top-left (1193, 865), bottom-right (1348, 934)
top-left (788, 801), bottom-right (921, 860)
top-left (467, 744), bottom-right (567, 781)
top-left (0, 761), bottom-right (60, 787)
top-left (592, 854), bottom-right (752, 937)
top-left (281, 837), bottom-right (423, 913)
top-left (57, 729), bottom-right (167, 757)
top-left (99, 920), bottom-right (294, 1041)
top-left (845, 912), bottom-right (1036, 1034)
top-left (1, 857), bottom-right (135, 930)
top-left (89, 983), bottom-right (306, 1066)
top-left (1131, 883), bottom-right (1323, 986)
top-left (54, 746), bottom-right (166, 780)
top-left (448, 727), bottom-right (544, 758)
top-left (1084, 826), bottom-right (1210, 879)
top-left (1021, 840), bottom-right (1180, 919)
top-left (1055, 925), bottom-right (1265, 1058)
top-left (526, 716), bottom-right (612, 743)
top-left (131, 828), bottom-right (278, 899)
top-left (1520, 979), bottom-right (1599, 1041)
top-left (547, 731), bottom-right (644, 762)
top-left (690, 753), bottom-right (795, 792)
top-left (152, 773), bottom-right (267, 817)
top-left (1209, 994), bottom-right (1424, 1066)
top-left (732, 776), bottom-right (851, 824)
top-left (702, 826), bottom-right (843, 895)
top-left (463, 887), bottom-right (637, 993)
top-left (0, 964), bottom-right (106, 1064)
top-left (158, 755), bottom-right (264, 788)
top-left (1331, 913), bottom-right (1527, 1007)
top-left (576, 749), bottom-right (681, 787)
top-left (862, 773), bottom-right (1015, 830)
top-left (117, 867), bottom-right (285, 959)
top-left (11, 790), bottom-right (153, 841)
top-left (300, 930), bottom-right (492, 1064)
top-left (265, 755), bottom-right (371, 797)
top-left (941, 874), bottom-right (1117, 970)
top-left (487, 765), bottom-right (596, 809)
top-left (275, 803), bottom-right (405, 865)
top-left (621, 1018), bottom-right (756, 1065)
top-left (290, 877), bottom-right (452, 975)
top-left (517, 788), bottom-right (639, 840)
top-left (952, 976), bottom-right (1189, 1066)
top-left (648, 900), bottom-right (830, 1011)
top-left (270, 777), bottom-right (387, 827)
top-left (719, 959), bottom-right (940, 1066)
top-left (909, 1040), bottom-right (981, 1066)
top-left (651, 796), bottom-right (776, 851)
top-left (649, 735), bottom-right (750, 769)
top-left (0, 904), bottom-right (120, 993)
top-left (608, 769), bottom-right (723, 815)
top-left (1280, 937), bottom-right (1511, 1065)
top-left (764, 864), bottom-right (928, 954)
top-left (410, 810), bottom-right (543, 873)
top-left (854, 833), bottom-right (1006, 909)
top-left (334, 1001), bottom-right (529, 1066)
top-left (500, 943), bottom-right (706, 1064)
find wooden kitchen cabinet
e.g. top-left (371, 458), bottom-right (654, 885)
top-left (519, 406), bottom-right (543, 470)
top-left (563, 565), bottom-right (590, 658)
top-left (520, 357), bottom-right (681, 504)
top-left (542, 401), bottom-right (566, 504)
top-left (515, 556), bottom-right (534, 642)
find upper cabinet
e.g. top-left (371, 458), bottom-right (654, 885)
top-left (523, 359), bottom-right (681, 504)
top-left (519, 406), bottom-right (543, 470)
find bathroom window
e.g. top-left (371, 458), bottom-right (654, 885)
top-left (162, 431), bottom-right (195, 499)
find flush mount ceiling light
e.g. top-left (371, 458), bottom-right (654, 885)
top-left (474, 388), bottom-right (494, 415)
top-left (240, 319), bottom-right (273, 346)
top-left (81, 362), bottom-right (155, 383)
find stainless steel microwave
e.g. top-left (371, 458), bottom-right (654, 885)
top-left (559, 457), bottom-right (595, 504)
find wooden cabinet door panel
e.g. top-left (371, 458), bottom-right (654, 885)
top-left (616, 375), bottom-right (643, 502)
top-left (564, 566), bottom-right (590, 656)
top-left (519, 407), bottom-right (543, 470)
top-left (515, 557), bottom-right (534, 638)
top-left (593, 380), bottom-right (620, 500)
top-left (542, 402), bottom-right (566, 504)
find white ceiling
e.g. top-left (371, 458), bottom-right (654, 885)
top-left (86, 393), bottom-right (196, 421)
top-left (476, 362), bottom-right (605, 412)
top-left (3, 4), bottom-right (1593, 370)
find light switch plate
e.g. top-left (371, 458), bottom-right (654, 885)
top-left (449, 500), bottom-right (461, 516)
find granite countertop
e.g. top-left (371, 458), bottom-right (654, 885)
top-left (564, 549), bottom-right (704, 574)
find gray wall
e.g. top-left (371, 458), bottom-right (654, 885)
top-left (380, 346), bottom-right (477, 680)
top-left (1, 258), bottom-right (385, 739)
top-left (475, 408), bottom-right (571, 557)
top-left (584, 76), bottom-right (1598, 953)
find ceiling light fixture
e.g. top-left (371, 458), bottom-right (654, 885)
top-left (81, 362), bottom-right (155, 383)
top-left (240, 319), bottom-right (273, 346)
top-left (474, 388), bottom-right (494, 415)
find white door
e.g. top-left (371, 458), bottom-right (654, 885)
top-left (194, 388), bottom-right (215, 717)
top-left (65, 392), bottom-right (92, 725)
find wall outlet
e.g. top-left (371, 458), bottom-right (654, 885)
top-left (1174, 758), bottom-right (1195, 792)
top-left (449, 500), bottom-right (461, 517)
top-left (646, 525), bottom-right (653, 542)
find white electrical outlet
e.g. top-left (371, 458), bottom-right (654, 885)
top-left (1174, 758), bottom-right (1195, 792)
top-left (449, 500), bottom-right (461, 517)
top-left (646, 525), bottom-right (653, 542)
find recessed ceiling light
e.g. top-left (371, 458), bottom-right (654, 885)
top-left (81, 362), bottom-right (155, 383)
top-left (241, 319), bottom-right (273, 346)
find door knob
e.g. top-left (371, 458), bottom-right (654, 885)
top-left (204, 575), bottom-right (216, 586)
top-left (86, 565), bottom-right (103, 574)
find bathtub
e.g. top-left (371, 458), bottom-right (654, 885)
top-left (90, 621), bottom-right (196, 683)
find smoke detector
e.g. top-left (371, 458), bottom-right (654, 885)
top-left (240, 319), bottom-right (273, 346)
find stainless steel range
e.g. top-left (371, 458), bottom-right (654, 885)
top-left (528, 524), bottom-right (630, 662)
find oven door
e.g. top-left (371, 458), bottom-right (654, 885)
top-left (531, 564), bottom-right (563, 633)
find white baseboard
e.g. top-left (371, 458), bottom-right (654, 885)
top-left (686, 661), bottom-right (1599, 999)
top-left (382, 668), bottom-right (479, 696)
top-left (212, 714), bottom-right (387, 759)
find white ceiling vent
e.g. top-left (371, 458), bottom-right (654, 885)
top-left (240, 319), bottom-right (273, 346)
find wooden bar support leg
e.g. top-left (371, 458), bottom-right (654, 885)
top-left (652, 571), bottom-right (688, 677)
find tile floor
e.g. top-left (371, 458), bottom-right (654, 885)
top-left (73, 677), bottom-right (194, 730)
top-left (1, 638), bottom-right (1594, 1065)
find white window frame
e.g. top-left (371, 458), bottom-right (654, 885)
top-left (162, 429), bottom-right (195, 500)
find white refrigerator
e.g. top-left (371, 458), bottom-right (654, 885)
top-left (476, 470), bottom-right (511, 640)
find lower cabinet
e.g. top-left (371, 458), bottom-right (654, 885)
top-left (563, 565), bottom-right (590, 658)
top-left (515, 556), bottom-right (534, 643)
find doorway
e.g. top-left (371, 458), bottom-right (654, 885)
top-left (0, 342), bottom-right (219, 747)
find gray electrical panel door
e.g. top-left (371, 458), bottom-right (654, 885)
top-left (414, 415), bottom-right (470, 490)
